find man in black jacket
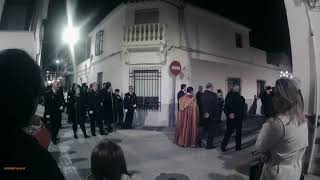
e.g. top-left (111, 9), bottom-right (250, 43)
top-left (177, 84), bottom-right (187, 108)
top-left (114, 89), bottom-right (124, 127)
top-left (200, 82), bottom-right (218, 149)
top-left (101, 82), bottom-right (115, 132)
top-left (44, 81), bottom-right (65, 144)
top-left (221, 85), bottom-right (245, 152)
top-left (87, 83), bottom-right (106, 136)
top-left (124, 86), bottom-right (137, 129)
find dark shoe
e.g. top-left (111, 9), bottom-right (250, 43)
top-left (74, 134), bottom-right (78, 139)
top-left (107, 128), bottom-right (113, 133)
top-left (92, 133), bottom-right (96, 136)
top-left (236, 147), bottom-right (242, 151)
top-left (84, 134), bottom-right (89, 138)
top-left (100, 131), bottom-right (106, 135)
top-left (220, 146), bottom-right (226, 152)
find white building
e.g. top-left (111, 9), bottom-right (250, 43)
top-left (76, 0), bottom-right (285, 127)
top-left (0, 0), bottom-right (50, 65)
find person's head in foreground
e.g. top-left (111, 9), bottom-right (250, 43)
top-left (272, 78), bottom-right (305, 125)
top-left (90, 139), bottom-right (129, 180)
top-left (198, 86), bottom-right (203, 92)
top-left (206, 82), bottom-right (214, 91)
top-left (0, 49), bottom-right (42, 131)
top-left (129, 86), bottom-right (134, 93)
top-left (181, 84), bottom-right (187, 92)
top-left (115, 89), bottom-right (120, 95)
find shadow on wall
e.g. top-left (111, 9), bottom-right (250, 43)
top-left (208, 173), bottom-right (247, 180)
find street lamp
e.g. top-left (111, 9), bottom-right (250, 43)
top-left (62, 25), bottom-right (79, 46)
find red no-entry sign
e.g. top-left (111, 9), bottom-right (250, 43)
top-left (169, 60), bottom-right (181, 76)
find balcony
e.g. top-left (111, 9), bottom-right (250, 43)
top-left (123, 23), bottom-right (166, 46)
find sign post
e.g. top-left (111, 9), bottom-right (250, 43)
top-left (169, 60), bottom-right (182, 127)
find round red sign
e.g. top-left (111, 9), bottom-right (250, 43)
top-left (169, 60), bottom-right (182, 76)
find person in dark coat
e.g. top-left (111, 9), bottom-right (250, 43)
top-left (67, 84), bottom-right (89, 139)
top-left (196, 86), bottom-right (203, 120)
top-left (217, 89), bottom-right (225, 123)
top-left (123, 86), bottom-right (137, 129)
top-left (102, 82), bottom-right (115, 132)
top-left (114, 89), bottom-right (124, 127)
top-left (177, 84), bottom-right (187, 108)
top-left (87, 83), bottom-right (106, 136)
top-left (261, 86), bottom-right (274, 118)
top-left (200, 82), bottom-right (219, 149)
top-left (0, 49), bottom-right (65, 180)
top-left (221, 85), bottom-right (245, 152)
top-left (248, 95), bottom-right (257, 115)
top-left (44, 81), bottom-right (65, 144)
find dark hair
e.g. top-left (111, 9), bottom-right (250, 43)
top-left (91, 139), bottom-right (129, 180)
top-left (0, 49), bottom-right (42, 130)
top-left (187, 87), bottom-right (193, 93)
top-left (217, 89), bottom-right (222, 93)
top-left (266, 86), bottom-right (272, 91)
top-left (272, 78), bottom-right (305, 125)
top-left (206, 82), bottom-right (213, 89)
top-left (115, 89), bottom-right (120, 92)
top-left (180, 84), bottom-right (186, 90)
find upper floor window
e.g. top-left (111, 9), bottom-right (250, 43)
top-left (235, 33), bottom-right (243, 48)
top-left (134, 9), bottom-right (159, 24)
top-left (95, 30), bottom-right (104, 56)
top-left (0, 0), bottom-right (35, 30)
top-left (86, 36), bottom-right (92, 59)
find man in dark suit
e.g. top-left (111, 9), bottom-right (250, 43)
top-left (221, 85), bottom-right (245, 152)
top-left (124, 86), bottom-right (137, 129)
top-left (114, 89), bottom-right (124, 127)
top-left (101, 82), bottom-right (115, 132)
top-left (44, 81), bottom-right (65, 144)
top-left (87, 83), bottom-right (106, 136)
top-left (177, 84), bottom-right (187, 108)
top-left (200, 82), bottom-right (218, 149)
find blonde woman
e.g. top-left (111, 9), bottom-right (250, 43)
top-left (255, 78), bottom-right (308, 180)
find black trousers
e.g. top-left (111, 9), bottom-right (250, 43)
top-left (198, 118), bottom-right (217, 148)
top-left (89, 111), bottom-right (104, 135)
top-left (50, 112), bottom-right (61, 142)
top-left (104, 111), bottom-right (114, 131)
top-left (70, 109), bottom-right (87, 136)
top-left (124, 110), bottom-right (134, 129)
top-left (221, 118), bottom-right (243, 149)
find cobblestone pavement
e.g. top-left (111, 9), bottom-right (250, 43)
top-left (48, 115), bottom-right (319, 180)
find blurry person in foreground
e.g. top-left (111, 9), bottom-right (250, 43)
top-left (0, 49), bottom-right (64, 179)
top-left (255, 78), bottom-right (308, 180)
top-left (87, 139), bottom-right (132, 180)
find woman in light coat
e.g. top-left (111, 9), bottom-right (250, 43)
top-left (255, 78), bottom-right (308, 180)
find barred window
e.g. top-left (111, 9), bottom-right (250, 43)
top-left (235, 33), bottom-right (243, 48)
top-left (129, 67), bottom-right (161, 111)
top-left (95, 30), bottom-right (104, 56)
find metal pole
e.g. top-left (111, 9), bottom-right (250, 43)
top-left (172, 76), bottom-right (176, 127)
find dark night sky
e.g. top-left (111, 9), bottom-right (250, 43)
top-left (42, 0), bottom-right (291, 71)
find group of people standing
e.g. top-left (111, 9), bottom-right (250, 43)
top-left (175, 82), bottom-right (246, 151)
top-left (44, 81), bottom-right (137, 144)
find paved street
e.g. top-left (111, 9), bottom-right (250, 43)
top-left (49, 115), bottom-right (319, 180)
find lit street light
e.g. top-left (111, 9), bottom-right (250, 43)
top-left (62, 25), bottom-right (79, 46)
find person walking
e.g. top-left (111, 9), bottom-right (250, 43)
top-left (67, 84), bottom-right (89, 139)
top-left (255, 78), bottom-right (308, 180)
top-left (175, 87), bottom-right (199, 147)
top-left (123, 86), bottom-right (137, 129)
top-left (114, 89), bottom-right (124, 127)
top-left (101, 82), bottom-right (115, 132)
top-left (201, 82), bottom-right (219, 149)
top-left (87, 83), bottom-right (106, 136)
top-left (44, 81), bottom-right (65, 144)
top-left (221, 85), bottom-right (245, 151)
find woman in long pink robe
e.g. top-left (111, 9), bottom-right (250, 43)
top-left (175, 88), bottom-right (199, 147)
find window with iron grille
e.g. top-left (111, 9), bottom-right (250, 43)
top-left (235, 33), bottom-right (243, 48)
top-left (129, 67), bottom-right (161, 111)
top-left (86, 36), bottom-right (92, 59)
top-left (95, 30), bottom-right (104, 56)
top-left (257, 80), bottom-right (266, 98)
